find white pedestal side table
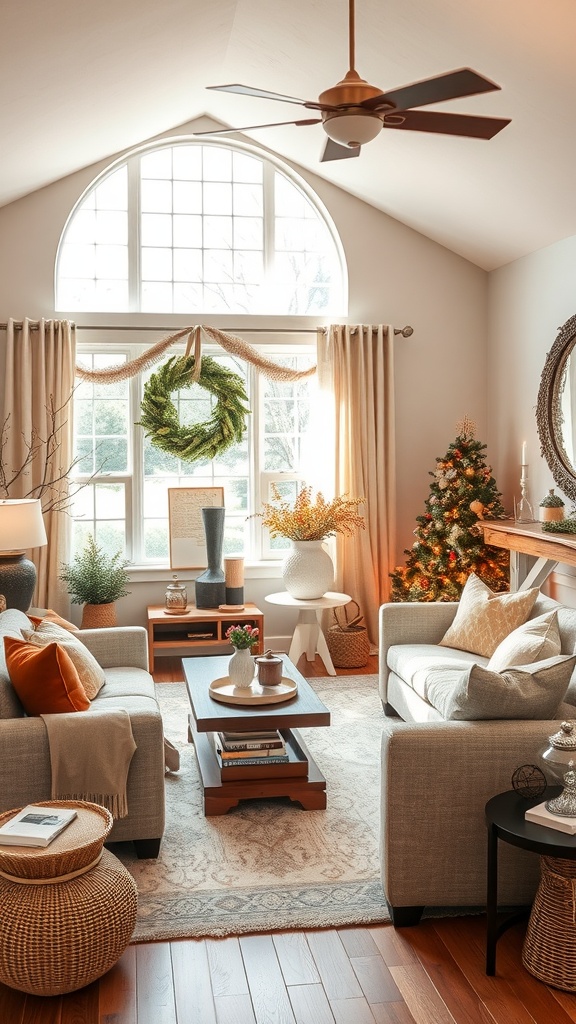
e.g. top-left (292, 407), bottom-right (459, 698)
top-left (265, 591), bottom-right (351, 675)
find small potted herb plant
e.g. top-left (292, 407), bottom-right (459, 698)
top-left (60, 534), bottom-right (131, 628)
top-left (539, 489), bottom-right (565, 523)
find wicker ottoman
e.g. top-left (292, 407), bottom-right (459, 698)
top-left (523, 855), bottom-right (576, 991)
top-left (0, 800), bottom-right (138, 996)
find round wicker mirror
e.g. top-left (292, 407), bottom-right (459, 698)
top-left (536, 312), bottom-right (576, 504)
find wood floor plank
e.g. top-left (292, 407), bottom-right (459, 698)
top-left (0, 981), bottom-right (26, 1024)
top-left (19, 994), bottom-right (62, 1024)
top-left (430, 918), bottom-right (540, 1024)
top-left (404, 919), bottom-right (498, 1024)
top-left (239, 934), bottom-right (296, 1024)
top-left (350, 955), bottom-right (402, 1004)
top-left (99, 947), bottom-right (137, 1024)
top-left (214, 993), bottom-right (257, 1024)
top-left (368, 927), bottom-right (420, 968)
top-left (305, 931), bottom-right (364, 1001)
top-left (370, 1001), bottom-right (418, 1023)
top-left (287, 983), bottom-right (335, 1024)
top-left (207, 937), bottom-right (250, 997)
top-left (135, 944), bottom-right (176, 1024)
top-left (389, 963), bottom-right (458, 1024)
top-left (329, 995), bottom-right (377, 1023)
top-left (60, 981), bottom-right (99, 1024)
top-left (171, 940), bottom-right (217, 1023)
top-left (273, 933), bottom-right (321, 986)
top-left (338, 928), bottom-right (381, 958)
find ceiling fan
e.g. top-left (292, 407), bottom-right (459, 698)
top-left (193, 0), bottom-right (510, 163)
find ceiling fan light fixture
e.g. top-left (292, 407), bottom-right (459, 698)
top-left (322, 111), bottom-right (383, 148)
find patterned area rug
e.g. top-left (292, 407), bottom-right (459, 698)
top-left (115, 675), bottom-right (390, 941)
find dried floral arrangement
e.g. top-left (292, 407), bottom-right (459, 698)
top-left (255, 484), bottom-right (365, 541)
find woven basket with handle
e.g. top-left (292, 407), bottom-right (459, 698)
top-left (325, 600), bottom-right (370, 668)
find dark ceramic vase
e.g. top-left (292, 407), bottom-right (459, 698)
top-left (195, 507), bottom-right (226, 609)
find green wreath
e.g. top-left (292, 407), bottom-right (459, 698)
top-left (138, 354), bottom-right (250, 463)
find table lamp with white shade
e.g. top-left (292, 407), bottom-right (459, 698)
top-left (0, 499), bottom-right (47, 611)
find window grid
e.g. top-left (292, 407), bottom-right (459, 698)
top-left (56, 141), bottom-right (345, 316)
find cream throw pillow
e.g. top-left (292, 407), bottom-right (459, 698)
top-left (21, 621), bottom-right (106, 700)
top-left (439, 573), bottom-right (539, 658)
top-left (487, 611), bottom-right (561, 672)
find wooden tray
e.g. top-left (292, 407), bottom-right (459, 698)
top-left (208, 676), bottom-right (298, 706)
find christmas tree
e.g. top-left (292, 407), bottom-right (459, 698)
top-left (390, 418), bottom-right (510, 601)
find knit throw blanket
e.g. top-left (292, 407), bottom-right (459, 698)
top-left (40, 708), bottom-right (137, 818)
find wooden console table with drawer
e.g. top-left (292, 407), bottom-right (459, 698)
top-left (481, 520), bottom-right (576, 591)
top-left (146, 603), bottom-right (264, 670)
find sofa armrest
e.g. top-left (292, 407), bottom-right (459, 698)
top-left (78, 626), bottom-right (149, 671)
top-left (380, 717), bottom-right (552, 911)
top-left (379, 602), bottom-right (459, 701)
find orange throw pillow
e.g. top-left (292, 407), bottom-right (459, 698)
top-left (27, 609), bottom-right (79, 633)
top-left (4, 637), bottom-right (90, 715)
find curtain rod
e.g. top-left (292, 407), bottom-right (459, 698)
top-left (0, 321), bottom-right (413, 336)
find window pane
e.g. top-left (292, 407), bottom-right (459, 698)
top-left (173, 146), bottom-right (202, 180)
top-left (173, 181), bottom-right (202, 214)
top-left (141, 213), bottom-right (172, 246)
top-left (141, 179), bottom-right (173, 213)
top-left (203, 182), bottom-right (232, 215)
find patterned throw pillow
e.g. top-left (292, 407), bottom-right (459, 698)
top-left (439, 573), bottom-right (539, 658)
top-left (487, 611), bottom-right (561, 672)
top-left (21, 621), bottom-right (105, 700)
top-left (4, 637), bottom-right (90, 714)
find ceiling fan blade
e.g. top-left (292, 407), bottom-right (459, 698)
top-left (385, 109), bottom-right (511, 139)
top-left (206, 83), bottom-right (308, 106)
top-left (193, 118), bottom-right (322, 137)
top-left (363, 68), bottom-right (501, 112)
top-left (320, 138), bottom-right (361, 162)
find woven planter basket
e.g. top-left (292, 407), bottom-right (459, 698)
top-left (523, 855), bottom-right (576, 991)
top-left (81, 602), bottom-right (117, 629)
top-left (325, 600), bottom-right (370, 669)
top-left (0, 801), bottom-right (137, 996)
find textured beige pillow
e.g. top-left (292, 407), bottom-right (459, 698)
top-left (425, 654), bottom-right (576, 721)
top-left (21, 621), bottom-right (105, 700)
top-left (487, 611), bottom-right (561, 672)
top-left (439, 574), bottom-right (539, 658)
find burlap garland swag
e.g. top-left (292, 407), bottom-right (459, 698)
top-left (75, 325), bottom-right (317, 463)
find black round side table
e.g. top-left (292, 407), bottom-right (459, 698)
top-left (485, 787), bottom-right (576, 976)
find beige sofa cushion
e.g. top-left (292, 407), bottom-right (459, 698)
top-left (439, 573), bottom-right (538, 658)
top-left (22, 621), bottom-right (106, 700)
top-left (487, 611), bottom-right (561, 672)
top-left (426, 654), bottom-right (576, 721)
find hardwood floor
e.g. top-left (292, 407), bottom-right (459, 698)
top-left (2, 654), bottom-right (575, 1023)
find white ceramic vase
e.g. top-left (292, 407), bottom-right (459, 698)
top-left (228, 646), bottom-right (255, 688)
top-left (282, 540), bottom-right (334, 600)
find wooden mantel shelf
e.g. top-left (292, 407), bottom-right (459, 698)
top-left (481, 519), bottom-right (576, 590)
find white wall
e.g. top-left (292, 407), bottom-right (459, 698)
top-left (0, 119), bottom-right (488, 634)
top-left (488, 235), bottom-right (576, 602)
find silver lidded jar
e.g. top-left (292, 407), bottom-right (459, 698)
top-left (540, 721), bottom-right (576, 816)
top-left (165, 574), bottom-right (188, 615)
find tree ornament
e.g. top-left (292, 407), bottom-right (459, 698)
top-left (464, 467), bottom-right (475, 478)
top-left (138, 354), bottom-right (250, 463)
top-left (470, 499), bottom-right (485, 518)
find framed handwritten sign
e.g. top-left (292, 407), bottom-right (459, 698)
top-left (168, 487), bottom-right (224, 569)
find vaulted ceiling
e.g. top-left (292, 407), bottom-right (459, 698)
top-left (2, 0), bottom-right (575, 270)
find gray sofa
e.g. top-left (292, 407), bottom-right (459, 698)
top-left (0, 608), bottom-right (165, 857)
top-left (379, 593), bottom-right (576, 925)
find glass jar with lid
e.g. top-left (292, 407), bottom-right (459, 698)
top-left (165, 575), bottom-right (188, 615)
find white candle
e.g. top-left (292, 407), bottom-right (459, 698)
top-left (521, 442), bottom-right (527, 465)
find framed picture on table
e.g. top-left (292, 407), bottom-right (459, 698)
top-left (168, 487), bottom-right (224, 569)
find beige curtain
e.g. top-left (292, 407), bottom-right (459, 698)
top-left (316, 325), bottom-right (396, 645)
top-left (2, 318), bottom-right (76, 610)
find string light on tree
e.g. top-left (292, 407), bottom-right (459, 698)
top-left (390, 418), bottom-right (510, 602)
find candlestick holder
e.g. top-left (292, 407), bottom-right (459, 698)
top-left (515, 464), bottom-right (535, 523)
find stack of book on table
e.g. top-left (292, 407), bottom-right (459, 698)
top-left (213, 730), bottom-right (307, 779)
top-left (525, 801), bottom-right (576, 834)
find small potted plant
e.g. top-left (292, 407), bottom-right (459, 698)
top-left (539, 489), bottom-right (566, 523)
top-left (60, 534), bottom-right (131, 628)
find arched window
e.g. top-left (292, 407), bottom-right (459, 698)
top-left (56, 140), bottom-right (346, 315)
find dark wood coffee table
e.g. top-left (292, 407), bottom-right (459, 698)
top-left (183, 654), bottom-right (330, 815)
